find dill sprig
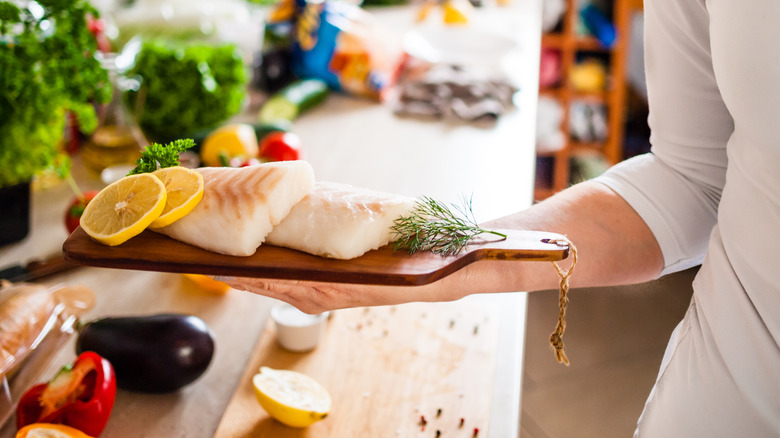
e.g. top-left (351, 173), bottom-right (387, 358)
top-left (391, 195), bottom-right (507, 256)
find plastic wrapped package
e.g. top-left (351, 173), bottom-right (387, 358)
top-left (393, 63), bottom-right (518, 122)
top-left (290, 0), bottom-right (404, 100)
top-left (0, 281), bottom-right (95, 429)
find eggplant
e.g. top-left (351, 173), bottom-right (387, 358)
top-left (76, 313), bottom-right (215, 393)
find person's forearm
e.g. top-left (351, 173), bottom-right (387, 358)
top-left (220, 181), bottom-right (665, 313)
top-left (453, 180), bottom-right (664, 294)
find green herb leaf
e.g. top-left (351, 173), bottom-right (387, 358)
top-left (391, 195), bottom-right (507, 256)
top-left (127, 139), bottom-right (196, 175)
top-left (126, 40), bottom-right (247, 142)
top-left (1, 0), bottom-right (110, 187)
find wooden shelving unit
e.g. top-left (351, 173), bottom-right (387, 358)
top-left (535, 0), bottom-right (630, 201)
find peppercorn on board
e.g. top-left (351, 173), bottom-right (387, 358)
top-left (214, 298), bottom-right (503, 437)
top-left (63, 227), bottom-right (568, 286)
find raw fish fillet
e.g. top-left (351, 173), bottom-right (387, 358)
top-left (155, 162), bottom-right (315, 256)
top-left (266, 182), bottom-right (415, 259)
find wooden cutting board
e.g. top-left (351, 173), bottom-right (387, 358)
top-left (62, 227), bottom-right (568, 286)
top-left (214, 299), bottom-right (502, 437)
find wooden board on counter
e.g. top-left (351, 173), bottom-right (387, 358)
top-left (63, 227), bottom-right (568, 286)
top-left (214, 299), bottom-right (502, 437)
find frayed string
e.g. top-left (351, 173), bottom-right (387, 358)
top-left (545, 237), bottom-right (577, 366)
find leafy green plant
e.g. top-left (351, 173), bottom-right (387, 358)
top-left (0, 0), bottom-right (111, 187)
top-left (126, 39), bottom-right (247, 142)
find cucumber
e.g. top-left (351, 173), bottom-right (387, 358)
top-left (258, 79), bottom-right (330, 123)
top-left (253, 120), bottom-right (292, 141)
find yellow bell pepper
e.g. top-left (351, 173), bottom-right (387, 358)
top-left (183, 274), bottom-right (231, 294)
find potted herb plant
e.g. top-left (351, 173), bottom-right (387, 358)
top-left (0, 0), bottom-right (110, 245)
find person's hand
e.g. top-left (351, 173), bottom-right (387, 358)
top-left (216, 274), bottom-right (471, 314)
top-left (213, 259), bottom-right (519, 313)
top-left (215, 248), bottom-right (572, 313)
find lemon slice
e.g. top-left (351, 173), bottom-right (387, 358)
top-left (149, 167), bottom-right (204, 228)
top-left (253, 367), bottom-right (331, 428)
top-left (80, 173), bottom-right (167, 246)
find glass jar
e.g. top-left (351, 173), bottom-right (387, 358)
top-left (80, 53), bottom-right (148, 175)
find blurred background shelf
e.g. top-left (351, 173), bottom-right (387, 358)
top-left (534, 0), bottom-right (631, 201)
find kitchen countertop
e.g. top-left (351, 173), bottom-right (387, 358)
top-left (0, 1), bottom-right (541, 436)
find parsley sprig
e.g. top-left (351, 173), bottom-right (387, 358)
top-left (1, 0), bottom-right (110, 187)
top-left (391, 195), bottom-right (507, 256)
top-left (127, 139), bottom-right (195, 175)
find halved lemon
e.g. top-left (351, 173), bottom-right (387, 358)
top-left (253, 366), bottom-right (331, 428)
top-left (80, 173), bottom-right (167, 246)
top-left (149, 167), bottom-right (204, 228)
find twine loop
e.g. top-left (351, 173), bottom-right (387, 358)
top-left (546, 237), bottom-right (578, 366)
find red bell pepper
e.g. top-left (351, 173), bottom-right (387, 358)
top-left (16, 352), bottom-right (116, 437)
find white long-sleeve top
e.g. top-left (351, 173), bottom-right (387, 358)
top-left (594, 0), bottom-right (780, 435)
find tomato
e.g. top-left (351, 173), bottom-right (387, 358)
top-left (258, 131), bottom-right (302, 162)
top-left (86, 17), bottom-right (105, 35)
top-left (65, 191), bottom-right (99, 234)
top-left (86, 17), bottom-right (111, 53)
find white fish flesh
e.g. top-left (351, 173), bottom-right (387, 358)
top-left (266, 181), bottom-right (415, 259)
top-left (155, 161), bottom-right (315, 256)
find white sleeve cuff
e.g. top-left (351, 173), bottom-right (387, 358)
top-left (593, 154), bottom-right (717, 277)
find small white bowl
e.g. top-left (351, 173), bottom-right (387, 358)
top-left (271, 303), bottom-right (329, 352)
